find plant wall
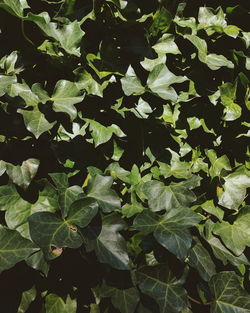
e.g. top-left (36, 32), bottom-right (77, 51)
top-left (0, 0), bottom-right (250, 312)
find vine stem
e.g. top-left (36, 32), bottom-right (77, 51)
top-left (21, 20), bottom-right (36, 47)
top-left (187, 295), bottom-right (213, 306)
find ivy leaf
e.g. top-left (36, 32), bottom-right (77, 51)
top-left (0, 226), bottom-right (37, 273)
top-left (130, 97), bottom-right (152, 119)
top-left (100, 283), bottom-right (140, 313)
top-left (89, 213), bottom-right (130, 270)
top-left (45, 294), bottom-right (77, 313)
top-left (218, 166), bottom-right (250, 210)
top-left (136, 264), bottom-right (188, 313)
top-left (0, 74), bottom-right (16, 96)
top-left (209, 272), bottom-right (250, 313)
top-left (86, 174), bottom-right (121, 212)
top-left (213, 208), bottom-right (250, 255)
top-left (75, 69), bottom-right (105, 97)
top-left (200, 220), bottom-right (249, 266)
top-left (133, 208), bottom-right (201, 259)
top-left (121, 66), bottom-right (145, 96)
top-left (142, 176), bottom-right (200, 212)
top-left (219, 82), bottom-right (241, 121)
top-left (152, 34), bottom-right (180, 55)
top-left (50, 80), bottom-right (84, 120)
top-left (59, 185), bottom-right (84, 218)
top-left (198, 7), bottom-right (227, 34)
top-left (147, 64), bottom-right (187, 101)
top-left (206, 149), bottom-right (231, 178)
top-left (19, 108), bottom-right (55, 138)
top-left (49, 172), bottom-right (69, 189)
top-left (30, 13), bottom-right (84, 56)
top-left (0, 0), bottom-right (30, 18)
top-left (25, 250), bottom-right (50, 276)
top-left (28, 198), bottom-right (98, 259)
top-left (85, 119), bottom-right (125, 147)
top-left (17, 286), bottom-right (36, 313)
top-left (6, 158), bottom-right (40, 189)
top-left (188, 238), bottom-right (216, 281)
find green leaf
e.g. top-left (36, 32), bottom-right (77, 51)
top-left (100, 283), bottom-right (139, 313)
top-left (50, 80), bottom-right (84, 120)
top-left (18, 286), bottom-right (36, 313)
top-left (86, 174), bottom-right (121, 212)
top-left (198, 7), bottom-right (226, 34)
top-left (0, 74), bottom-right (16, 96)
top-left (142, 176), bottom-right (200, 212)
top-left (85, 119), bottom-right (125, 147)
top-left (206, 149), bottom-right (232, 178)
top-left (18, 108), bottom-right (55, 138)
top-left (195, 200), bottom-right (224, 221)
top-left (219, 81), bottom-right (241, 121)
top-left (149, 7), bottom-right (172, 37)
top-left (121, 66), bottom-right (145, 96)
top-left (45, 294), bottom-right (77, 313)
top-left (30, 13), bottom-right (84, 56)
top-left (209, 272), bottom-right (250, 313)
top-left (147, 64), bottom-right (187, 101)
top-left (213, 208), bottom-right (250, 255)
top-left (28, 198), bottom-right (98, 259)
top-left (6, 158), bottom-right (40, 189)
top-left (25, 250), bottom-right (50, 276)
top-left (0, 226), bottom-right (37, 273)
top-left (136, 264), bottom-right (188, 313)
top-left (200, 220), bottom-right (249, 266)
top-left (89, 213), bottom-right (129, 270)
top-left (59, 185), bottom-right (84, 218)
top-left (188, 238), bottom-right (216, 281)
top-left (130, 97), bottom-right (152, 119)
top-left (49, 172), bottom-right (69, 189)
top-left (75, 69), bottom-right (105, 97)
top-left (0, 0), bottom-right (30, 18)
top-left (133, 208), bottom-right (201, 259)
top-left (218, 166), bottom-right (250, 210)
top-left (152, 34), bottom-right (180, 55)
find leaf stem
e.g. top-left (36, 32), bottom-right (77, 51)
top-left (21, 20), bottom-right (36, 47)
top-left (187, 295), bottom-right (213, 306)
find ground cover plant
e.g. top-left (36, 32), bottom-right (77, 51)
top-left (0, 0), bottom-right (250, 312)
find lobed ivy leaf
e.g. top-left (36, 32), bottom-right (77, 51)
top-left (136, 264), bottom-right (188, 313)
top-left (50, 80), bottom-right (84, 120)
top-left (0, 74), bottom-right (16, 97)
top-left (88, 213), bottom-right (130, 270)
top-left (100, 283), bottom-right (140, 313)
top-left (0, 0), bottom-right (30, 18)
top-left (28, 198), bottom-right (98, 259)
top-left (142, 175), bottom-right (201, 212)
top-left (86, 174), bottom-right (121, 212)
top-left (133, 208), bottom-right (201, 259)
top-left (17, 286), bottom-right (36, 313)
top-left (213, 207), bottom-right (250, 255)
top-left (147, 64), bottom-right (187, 101)
top-left (0, 226), bottom-right (37, 273)
top-left (45, 294), bottom-right (77, 313)
top-left (209, 271), bottom-right (250, 313)
top-left (121, 66), bottom-right (145, 96)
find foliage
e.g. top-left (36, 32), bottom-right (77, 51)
top-left (0, 0), bottom-right (250, 312)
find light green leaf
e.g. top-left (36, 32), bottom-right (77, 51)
top-left (213, 208), bottom-right (250, 255)
top-left (188, 238), bottom-right (216, 281)
top-left (136, 264), bottom-right (188, 313)
top-left (219, 81), bottom-right (241, 121)
top-left (133, 208), bottom-right (201, 259)
top-left (0, 74), bottom-right (16, 97)
top-left (51, 80), bottom-right (84, 120)
top-left (6, 158), bottom-right (40, 189)
top-left (218, 166), bottom-right (250, 210)
top-left (0, 226), bottom-right (37, 273)
top-left (85, 119), bottom-right (125, 147)
top-left (206, 149), bottom-right (232, 178)
top-left (140, 54), bottom-right (166, 71)
top-left (30, 13), bottom-right (84, 56)
top-left (147, 64), bottom-right (187, 101)
top-left (152, 34), bottom-right (180, 55)
top-left (121, 66), bottom-right (145, 96)
top-left (198, 7), bottom-right (226, 34)
top-left (86, 174), bottom-right (121, 212)
top-left (45, 294), bottom-right (77, 313)
top-left (200, 220), bottom-right (249, 266)
top-left (0, 0), bottom-right (30, 18)
top-left (142, 176), bottom-right (200, 212)
top-left (49, 172), bottom-right (69, 189)
top-left (18, 286), bottom-right (36, 313)
top-left (196, 200), bottom-right (224, 221)
top-left (19, 108), bottom-right (55, 138)
top-left (209, 272), bottom-right (250, 313)
top-left (206, 53), bottom-right (234, 71)
top-left (130, 97), bottom-right (152, 119)
top-left (75, 69), bottom-right (105, 97)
